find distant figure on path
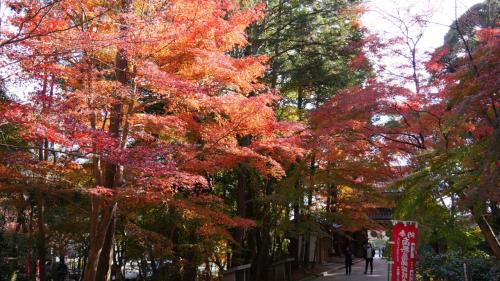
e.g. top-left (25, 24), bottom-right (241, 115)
top-left (344, 246), bottom-right (353, 275)
top-left (364, 243), bottom-right (375, 274)
top-left (56, 257), bottom-right (68, 281)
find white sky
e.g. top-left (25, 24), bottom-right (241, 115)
top-left (362, 0), bottom-right (482, 53)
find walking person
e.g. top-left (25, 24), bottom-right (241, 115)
top-left (364, 243), bottom-right (375, 274)
top-left (55, 256), bottom-right (68, 281)
top-left (344, 246), bottom-right (353, 275)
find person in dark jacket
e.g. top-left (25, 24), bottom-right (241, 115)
top-left (364, 243), bottom-right (375, 274)
top-left (344, 246), bottom-right (353, 275)
top-left (55, 256), bottom-right (68, 281)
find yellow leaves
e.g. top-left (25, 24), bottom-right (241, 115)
top-left (93, 80), bottom-right (118, 96)
top-left (94, 46), bottom-right (117, 66)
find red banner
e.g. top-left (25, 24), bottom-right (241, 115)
top-left (391, 222), bottom-right (418, 281)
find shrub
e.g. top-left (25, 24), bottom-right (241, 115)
top-left (417, 251), bottom-right (500, 281)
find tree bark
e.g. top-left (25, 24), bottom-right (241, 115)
top-left (462, 191), bottom-right (500, 259)
top-left (232, 164), bottom-right (250, 266)
top-left (182, 233), bottom-right (198, 281)
top-left (475, 212), bottom-right (500, 259)
top-left (84, 1), bottom-right (131, 279)
top-left (290, 169), bottom-right (302, 268)
top-left (251, 181), bottom-right (273, 281)
top-left (95, 208), bottom-right (117, 281)
top-left (297, 86), bottom-right (305, 121)
top-left (37, 192), bottom-right (46, 281)
top-left (270, 0), bottom-right (283, 89)
top-left (83, 203), bottom-right (117, 281)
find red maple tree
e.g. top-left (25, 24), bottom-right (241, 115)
top-left (0, 0), bottom-right (303, 279)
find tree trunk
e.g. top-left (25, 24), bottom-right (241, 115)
top-left (251, 181), bottom-right (273, 281)
top-left (463, 194), bottom-right (500, 259)
top-left (252, 230), bottom-right (271, 281)
top-left (297, 87), bottom-right (304, 121)
top-left (476, 213), bottom-right (500, 259)
top-left (83, 203), bottom-right (117, 281)
top-left (328, 183), bottom-right (338, 213)
top-left (182, 236), bottom-right (198, 281)
top-left (36, 76), bottom-right (49, 281)
top-left (290, 170), bottom-right (302, 269)
top-left (270, 0), bottom-right (283, 89)
top-left (37, 192), bottom-right (46, 281)
top-left (95, 209), bottom-right (117, 281)
top-left (232, 164), bottom-right (250, 266)
top-left (84, 1), bottom-right (130, 278)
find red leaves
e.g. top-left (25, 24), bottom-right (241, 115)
top-left (476, 28), bottom-right (500, 46)
top-left (89, 186), bottom-right (115, 198)
top-left (0, 0), bottom-right (306, 246)
top-left (311, 24), bottom-right (499, 216)
top-left (435, 27), bottom-right (500, 143)
top-left (349, 52), bottom-right (369, 71)
top-left (0, 103), bottom-right (29, 125)
top-left (173, 93), bottom-right (303, 178)
top-left (425, 47), bottom-right (449, 73)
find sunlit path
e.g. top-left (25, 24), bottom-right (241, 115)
top-left (311, 258), bottom-right (388, 281)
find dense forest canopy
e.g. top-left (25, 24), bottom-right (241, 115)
top-left (0, 0), bottom-right (498, 281)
